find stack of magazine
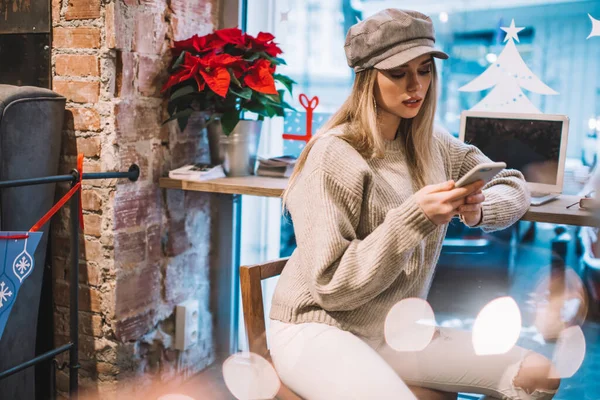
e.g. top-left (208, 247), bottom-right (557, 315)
top-left (168, 163), bottom-right (225, 181)
top-left (256, 156), bottom-right (297, 178)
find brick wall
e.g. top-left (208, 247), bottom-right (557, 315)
top-left (51, 0), bottom-right (221, 398)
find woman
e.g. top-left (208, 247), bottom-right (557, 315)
top-left (268, 9), bottom-right (559, 400)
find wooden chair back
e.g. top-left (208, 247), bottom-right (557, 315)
top-left (239, 257), bottom-right (302, 400)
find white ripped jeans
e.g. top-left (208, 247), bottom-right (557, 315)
top-left (269, 319), bottom-right (557, 400)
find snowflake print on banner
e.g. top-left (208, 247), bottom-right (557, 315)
top-left (15, 257), bottom-right (30, 275)
top-left (0, 231), bottom-right (43, 340)
top-left (0, 280), bottom-right (13, 309)
top-left (13, 238), bottom-right (33, 283)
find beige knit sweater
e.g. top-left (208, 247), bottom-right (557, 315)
top-left (269, 125), bottom-right (530, 340)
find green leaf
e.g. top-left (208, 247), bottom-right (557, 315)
top-left (163, 108), bottom-right (194, 132)
top-left (254, 52), bottom-right (285, 65)
top-left (170, 85), bottom-right (195, 102)
top-left (228, 68), bottom-right (242, 87)
top-left (163, 107), bottom-right (191, 124)
top-left (167, 101), bottom-right (177, 116)
top-left (221, 110), bottom-right (240, 135)
top-left (178, 116), bottom-right (190, 132)
top-left (257, 92), bottom-right (277, 104)
top-left (171, 51), bottom-right (186, 70)
top-left (270, 101), bottom-right (293, 117)
top-left (265, 104), bottom-right (278, 117)
top-left (273, 106), bottom-right (285, 117)
top-left (274, 74), bottom-right (295, 94)
top-left (280, 100), bottom-right (295, 110)
top-left (243, 52), bottom-right (261, 62)
top-left (277, 89), bottom-right (286, 100)
top-left (230, 86), bottom-right (253, 100)
top-left (264, 93), bottom-right (281, 104)
top-left (243, 101), bottom-right (269, 117)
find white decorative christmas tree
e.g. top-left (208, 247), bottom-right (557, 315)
top-left (459, 19), bottom-right (558, 113)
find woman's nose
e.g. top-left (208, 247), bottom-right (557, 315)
top-left (406, 73), bottom-right (423, 92)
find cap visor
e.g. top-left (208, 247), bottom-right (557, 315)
top-left (374, 46), bottom-right (449, 70)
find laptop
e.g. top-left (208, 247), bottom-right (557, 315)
top-left (459, 111), bottom-right (570, 206)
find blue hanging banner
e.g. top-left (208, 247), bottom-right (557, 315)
top-left (0, 232), bottom-right (43, 340)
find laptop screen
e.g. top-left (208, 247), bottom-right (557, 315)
top-left (463, 116), bottom-right (564, 186)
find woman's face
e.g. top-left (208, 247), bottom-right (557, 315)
top-left (374, 54), bottom-right (433, 119)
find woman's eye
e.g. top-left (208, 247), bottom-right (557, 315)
top-left (390, 69), bottom-right (431, 79)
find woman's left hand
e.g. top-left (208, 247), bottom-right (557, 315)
top-left (458, 189), bottom-right (485, 226)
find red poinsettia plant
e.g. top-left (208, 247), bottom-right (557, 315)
top-left (162, 28), bottom-right (295, 135)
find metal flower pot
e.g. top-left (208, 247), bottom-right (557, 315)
top-left (207, 119), bottom-right (263, 177)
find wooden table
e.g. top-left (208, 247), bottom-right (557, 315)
top-left (160, 175), bottom-right (598, 358)
top-left (161, 176), bottom-right (597, 227)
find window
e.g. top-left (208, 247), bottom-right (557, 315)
top-left (238, 2), bottom-right (600, 397)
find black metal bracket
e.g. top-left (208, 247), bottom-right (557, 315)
top-left (54, 360), bottom-right (68, 371)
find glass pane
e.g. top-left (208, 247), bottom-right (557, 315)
top-left (239, 2), bottom-right (600, 399)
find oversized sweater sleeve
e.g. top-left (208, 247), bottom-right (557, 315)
top-left (436, 128), bottom-right (531, 232)
top-left (287, 167), bottom-right (437, 312)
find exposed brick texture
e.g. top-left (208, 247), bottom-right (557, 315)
top-left (51, 0), bottom-right (218, 396)
top-left (54, 281), bottom-right (103, 313)
top-left (53, 81), bottom-right (100, 104)
top-left (114, 311), bottom-right (155, 342)
top-left (81, 189), bottom-right (103, 211)
top-left (83, 214), bottom-right (102, 237)
top-left (115, 264), bottom-right (161, 317)
top-left (55, 55), bottom-right (100, 77)
top-left (66, 108), bottom-right (101, 132)
top-left (105, 2), bottom-right (116, 49)
top-left (53, 27), bottom-right (101, 49)
top-left (65, 0), bottom-right (101, 20)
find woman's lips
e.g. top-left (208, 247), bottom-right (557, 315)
top-left (402, 98), bottom-right (422, 108)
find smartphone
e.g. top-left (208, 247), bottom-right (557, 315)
top-left (455, 162), bottom-right (507, 188)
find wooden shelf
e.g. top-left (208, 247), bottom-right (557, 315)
top-left (160, 176), bottom-right (287, 198)
top-left (160, 176), bottom-right (598, 227)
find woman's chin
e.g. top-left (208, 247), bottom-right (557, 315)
top-left (394, 102), bottom-right (422, 118)
top-left (397, 109), bottom-right (420, 119)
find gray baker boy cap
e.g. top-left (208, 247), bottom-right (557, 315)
top-left (345, 9), bottom-right (449, 72)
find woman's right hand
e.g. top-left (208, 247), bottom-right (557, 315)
top-left (414, 180), bottom-right (485, 225)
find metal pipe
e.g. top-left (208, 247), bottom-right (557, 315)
top-left (69, 172), bottom-right (80, 398)
top-left (50, 359), bottom-right (57, 400)
top-left (82, 164), bottom-right (140, 182)
top-left (0, 164), bottom-right (140, 189)
top-left (0, 175), bottom-right (74, 188)
top-left (0, 344), bottom-right (72, 380)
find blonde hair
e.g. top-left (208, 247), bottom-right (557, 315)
top-left (282, 61), bottom-right (439, 209)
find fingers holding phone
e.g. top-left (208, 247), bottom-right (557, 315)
top-left (449, 161), bottom-right (504, 227)
top-left (444, 180), bottom-right (485, 205)
top-left (415, 180), bottom-right (485, 225)
top-left (458, 188), bottom-right (486, 226)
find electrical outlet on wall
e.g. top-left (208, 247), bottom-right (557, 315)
top-left (175, 299), bottom-right (200, 351)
